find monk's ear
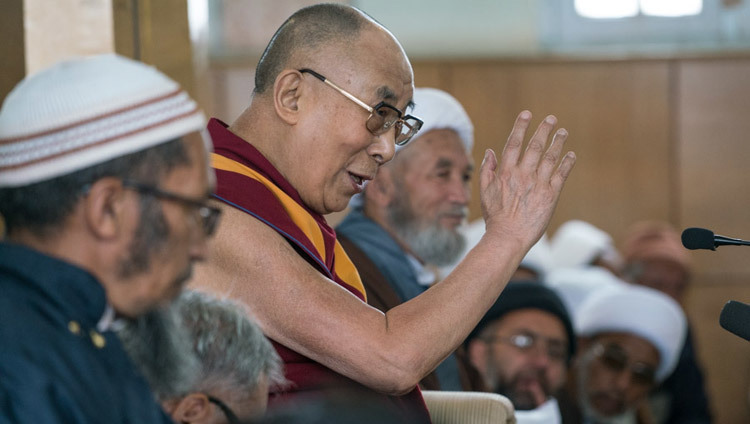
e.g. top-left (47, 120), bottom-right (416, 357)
top-left (81, 177), bottom-right (129, 240)
top-left (273, 69), bottom-right (304, 125)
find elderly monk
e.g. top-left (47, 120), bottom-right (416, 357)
top-left (0, 54), bottom-right (216, 422)
top-left (192, 3), bottom-right (576, 420)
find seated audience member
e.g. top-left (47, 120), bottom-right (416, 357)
top-left (621, 221), bottom-right (712, 424)
top-left (0, 54), bottom-right (213, 422)
top-left (559, 284), bottom-right (687, 424)
top-left (192, 3), bottom-right (575, 420)
top-left (336, 87), bottom-right (477, 391)
top-left (120, 290), bottom-right (284, 424)
top-left (548, 220), bottom-right (622, 275)
top-left (465, 282), bottom-right (576, 423)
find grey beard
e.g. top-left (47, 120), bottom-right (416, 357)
top-left (117, 304), bottom-right (200, 401)
top-left (397, 223), bottom-right (466, 266)
top-left (385, 187), bottom-right (467, 266)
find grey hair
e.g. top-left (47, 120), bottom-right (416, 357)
top-left (175, 290), bottom-right (286, 402)
top-left (117, 304), bottom-right (201, 401)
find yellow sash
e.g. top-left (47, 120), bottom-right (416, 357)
top-left (212, 153), bottom-right (366, 299)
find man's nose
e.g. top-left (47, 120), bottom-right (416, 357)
top-left (368, 131), bottom-right (396, 165)
top-left (447, 176), bottom-right (470, 206)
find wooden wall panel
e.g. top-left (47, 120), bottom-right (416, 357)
top-left (113, 0), bottom-right (196, 98)
top-left (412, 60), bottom-right (673, 241)
top-left (677, 59), bottom-right (750, 275)
top-left (684, 276), bottom-right (750, 424)
top-left (676, 58), bottom-right (750, 424)
top-left (0, 0), bottom-right (24, 103)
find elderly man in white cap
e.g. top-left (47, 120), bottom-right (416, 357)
top-left (336, 87), bottom-right (478, 391)
top-left (0, 54), bottom-right (216, 422)
top-left (557, 284), bottom-right (687, 424)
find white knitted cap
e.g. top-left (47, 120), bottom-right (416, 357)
top-left (575, 283), bottom-right (687, 382)
top-left (0, 54), bottom-right (205, 187)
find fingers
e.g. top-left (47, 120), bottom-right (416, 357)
top-left (500, 110), bottom-right (532, 169)
top-left (551, 151), bottom-right (577, 192)
top-left (519, 115), bottom-right (558, 172)
top-left (479, 149), bottom-right (498, 193)
top-left (536, 127), bottom-right (568, 182)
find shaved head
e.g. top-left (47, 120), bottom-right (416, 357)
top-left (254, 3), bottom-right (378, 94)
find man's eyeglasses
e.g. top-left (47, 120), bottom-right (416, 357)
top-left (592, 342), bottom-right (657, 387)
top-left (207, 395), bottom-right (241, 424)
top-left (485, 331), bottom-right (568, 362)
top-left (122, 180), bottom-right (221, 237)
top-left (299, 68), bottom-right (423, 146)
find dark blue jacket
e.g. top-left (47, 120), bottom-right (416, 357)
top-left (0, 242), bottom-right (173, 423)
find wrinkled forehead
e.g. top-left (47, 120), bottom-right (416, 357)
top-left (313, 25), bottom-right (414, 110)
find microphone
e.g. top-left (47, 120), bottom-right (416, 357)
top-left (681, 227), bottom-right (750, 250)
top-left (719, 300), bottom-right (750, 341)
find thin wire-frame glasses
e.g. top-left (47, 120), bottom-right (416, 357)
top-left (121, 180), bottom-right (221, 237)
top-left (299, 68), bottom-right (423, 146)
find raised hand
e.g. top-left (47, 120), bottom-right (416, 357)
top-left (479, 111), bottom-right (576, 252)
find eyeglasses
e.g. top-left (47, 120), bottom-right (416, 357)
top-left (485, 331), bottom-right (568, 362)
top-left (122, 180), bottom-right (221, 237)
top-left (592, 343), bottom-right (657, 387)
top-left (299, 68), bottom-right (423, 146)
top-left (207, 395), bottom-right (241, 424)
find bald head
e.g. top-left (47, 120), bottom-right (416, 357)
top-left (254, 4), bottom-right (379, 94)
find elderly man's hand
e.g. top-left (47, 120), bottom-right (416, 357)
top-left (479, 111), bottom-right (576, 252)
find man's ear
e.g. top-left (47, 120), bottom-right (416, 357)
top-left (81, 177), bottom-right (128, 240)
top-left (273, 69), bottom-right (304, 125)
top-left (169, 393), bottom-right (212, 424)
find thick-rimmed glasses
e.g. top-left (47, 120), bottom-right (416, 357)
top-left (299, 68), bottom-right (423, 146)
top-left (122, 180), bottom-right (221, 237)
top-left (485, 331), bottom-right (568, 363)
top-left (591, 342), bottom-right (656, 387)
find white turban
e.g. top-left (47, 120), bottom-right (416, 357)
top-left (575, 284), bottom-right (687, 382)
top-left (0, 54), bottom-right (205, 187)
top-left (549, 220), bottom-right (622, 270)
top-left (545, 266), bottom-right (627, 326)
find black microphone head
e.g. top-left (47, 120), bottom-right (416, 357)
top-left (719, 300), bottom-right (750, 341)
top-left (681, 227), bottom-right (715, 250)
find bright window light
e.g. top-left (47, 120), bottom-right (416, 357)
top-left (640, 0), bottom-right (702, 17)
top-left (575, 0), bottom-right (638, 19)
top-left (187, 0), bottom-right (209, 42)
